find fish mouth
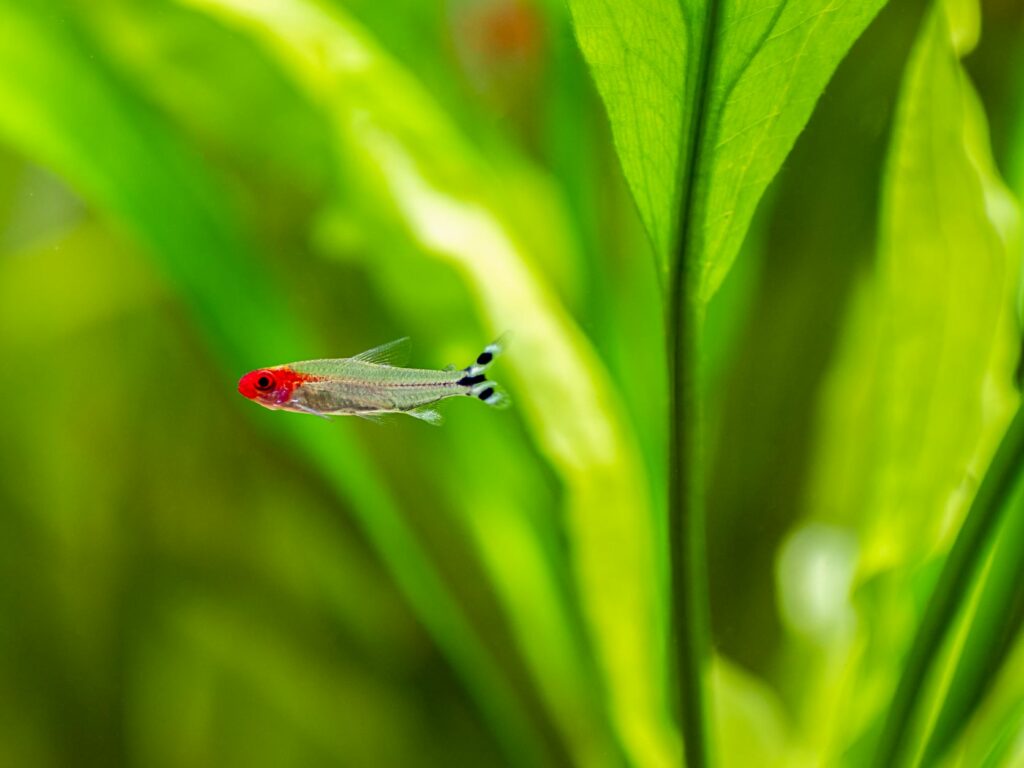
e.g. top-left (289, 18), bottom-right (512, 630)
top-left (238, 375), bottom-right (257, 399)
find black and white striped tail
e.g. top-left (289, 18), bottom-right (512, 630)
top-left (457, 338), bottom-right (510, 409)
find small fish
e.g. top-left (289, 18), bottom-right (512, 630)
top-left (237, 337), bottom-right (508, 425)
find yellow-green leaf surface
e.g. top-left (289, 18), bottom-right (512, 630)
top-left (866, 0), bottom-right (1019, 569)
top-left (181, 0), bottom-right (675, 765)
top-left (568, 0), bottom-right (888, 299)
top-left (0, 4), bottom-right (551, 764)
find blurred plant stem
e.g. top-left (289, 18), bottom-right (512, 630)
top-left (667, 284), bottom-right (710, 768)
top-left (667, 2), bottom-right (720, 766)
top-left (873, 403), bottom-right (1024, 766)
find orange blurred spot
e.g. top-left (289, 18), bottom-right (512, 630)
top-left (463, 0), bottom-right (542, 61)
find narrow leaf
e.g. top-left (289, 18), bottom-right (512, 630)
top-left (919, 448), bottom-right (1024, 764)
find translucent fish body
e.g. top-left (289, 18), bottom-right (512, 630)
top-left (237, 337), bottom-right (507, 424)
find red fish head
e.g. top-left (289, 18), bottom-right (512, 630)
top-left (238, 368), bottom-right (285, 407)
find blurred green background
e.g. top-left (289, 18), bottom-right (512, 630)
top-left (2, 0), bottom-right (1024, 766)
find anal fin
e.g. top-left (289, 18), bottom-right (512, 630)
top-left (406, 406), bottom-right (444, 426)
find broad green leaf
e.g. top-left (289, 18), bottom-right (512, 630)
top-left (180, 0), bottom-right (675, 764)
top-left (568, 0), bottom-right (888, 299)
top-left (566, 0), bottom-right (687, 270)
top-left (0, 5), bottom-right (552, 765)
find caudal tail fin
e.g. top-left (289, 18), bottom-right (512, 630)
top-left (458, 337), bottom-right (510, 409)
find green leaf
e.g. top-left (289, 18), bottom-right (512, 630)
top-left (0, 5), bottom-right (553, 765)
top-left (568, 0), bottom-right (888, 299)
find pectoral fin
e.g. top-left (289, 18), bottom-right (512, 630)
top-left (290, 402), bottom-right (333, 421)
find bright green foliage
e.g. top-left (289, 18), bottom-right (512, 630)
top-left (1, 0), bottom-right (1024, 767)
top-left (568, 0), bottom-right (887, 299)
top-left (802, 0), bottom-right (1021, 760)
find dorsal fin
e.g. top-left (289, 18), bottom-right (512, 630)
top-left (350, 337), bottom-right (411, 367)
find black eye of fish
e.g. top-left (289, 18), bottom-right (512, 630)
top-left (256, 375), bottom-right (272, 390)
